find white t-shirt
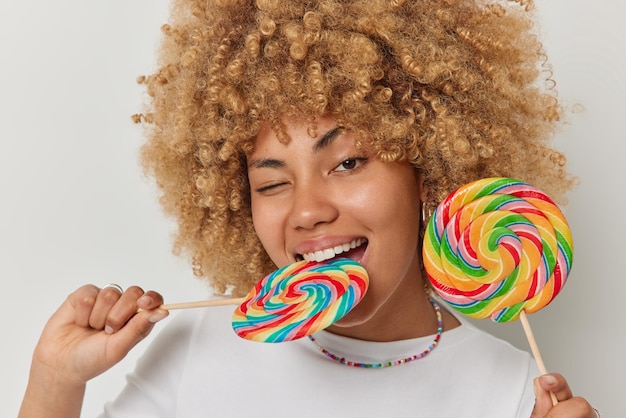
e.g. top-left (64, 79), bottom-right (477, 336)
top-left (100, 304), bottom-right (538, 418)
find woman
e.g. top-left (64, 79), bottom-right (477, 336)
top-left (19, 0), bottom-right (598, 416)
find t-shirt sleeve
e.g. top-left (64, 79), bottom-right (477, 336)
top-left (98, 311), bottom-right (198, 418)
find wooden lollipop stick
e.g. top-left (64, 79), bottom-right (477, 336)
top-left (160, 297), bottom-right (244, 310)
top-left (519, 310), bottom-right (558, 406)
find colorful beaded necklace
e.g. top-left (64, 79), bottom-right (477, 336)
top-left (308, 298), bottom-right (443, 368)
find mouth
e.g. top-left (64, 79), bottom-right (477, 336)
top-left (296, 238), bottom-right (368, 263)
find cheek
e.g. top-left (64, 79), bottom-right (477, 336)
top-left (251, 199), bottom-right (270, 244)
top-left (251, 198), bottom-right (284, 263)
top-left (348, 176), bottom-right (420, 230)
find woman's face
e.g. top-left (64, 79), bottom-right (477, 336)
top-left (247, 116), bottom-right (426, 338)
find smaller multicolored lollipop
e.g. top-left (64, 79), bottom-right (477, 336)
top-left (232, 258), bottom-right (369, 343)
top-left (423, 177), bottom-right (573, 322)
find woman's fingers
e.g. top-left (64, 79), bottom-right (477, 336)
top-left (99, 285), bottom-right (143, 334)
top-left (106, 307), bottom-right (169, 358)
top-left (538, 374), bottom-right (573, 402)
top-left (87, 285), bottom-right (125, 330)
top-left (62, 283), bottom-right (168, 339)
top-left (532, 373), bottom-right (572, 416)
top-left (71, 284), bottom-right (163, 335)
top-left (65, 285), bottom-right (99, 328)
top-left (137, 290), bottom-right (165, 310)
top-left (103, 287), bottom-right (166, 334)
top-left (531, 373), bottom-right (598, 418)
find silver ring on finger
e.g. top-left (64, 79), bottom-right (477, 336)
top-left (102, 283), bottom-right (124, 294)
top-left (593, 407), bottom-right (601, 418)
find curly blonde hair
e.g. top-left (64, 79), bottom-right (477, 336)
top-left (136, 0), bottom-right (573, 296)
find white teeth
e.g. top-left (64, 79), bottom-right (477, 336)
top-left (301, 238), bottom-right (366, 262)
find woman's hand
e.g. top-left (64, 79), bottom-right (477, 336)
top-left (19, 284), bottom-right (168, 418)
top-left (531, 373), bottom-right (599, 417)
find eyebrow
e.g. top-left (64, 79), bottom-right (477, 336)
top-left (247, 125), bottom-right (345, 170)
top-left (247, 157), bottom-right (285, 170)
top-left (314, 126), bottom-right (344, 152)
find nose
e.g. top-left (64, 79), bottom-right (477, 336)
top-left (287, 182), bottom-right (339, 230)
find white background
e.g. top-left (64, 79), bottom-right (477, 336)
top-left (1, 2), bottom-right (623, 417)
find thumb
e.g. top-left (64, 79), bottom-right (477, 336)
top-left (530, 375), bottom-right (555, 418)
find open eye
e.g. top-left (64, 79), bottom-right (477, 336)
top-left (333, 157), bottom-right (368, 172)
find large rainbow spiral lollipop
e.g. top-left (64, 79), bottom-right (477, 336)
top-left (232, 258), bottom-right (369, 342)
top-left (423, 177), bottom-right (573, 323)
